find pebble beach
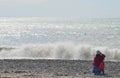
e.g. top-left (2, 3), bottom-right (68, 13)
top-left (0, 59), bottom-right (120, 78)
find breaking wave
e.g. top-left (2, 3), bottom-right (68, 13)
top-left (0, 42), bottom-right (120, 61)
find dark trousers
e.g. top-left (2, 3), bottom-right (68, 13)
top-left (92, 66), bottom-right (101, 75)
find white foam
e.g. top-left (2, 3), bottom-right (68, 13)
top-left (0, 42), bottom-right (120, 61)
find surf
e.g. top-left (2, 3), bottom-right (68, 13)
top-left (0, 42), bottom-right (120, 61)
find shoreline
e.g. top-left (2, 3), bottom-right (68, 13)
top-left (0, 59), bottom-right (119, 78)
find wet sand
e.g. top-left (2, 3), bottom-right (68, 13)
top-left (0, 59), bottom-right (120, 78)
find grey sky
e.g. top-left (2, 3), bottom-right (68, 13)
top-left (0, 0), bottom-right (120, 18)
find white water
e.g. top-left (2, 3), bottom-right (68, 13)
top-left (0, 43), bottom-right (120, 61)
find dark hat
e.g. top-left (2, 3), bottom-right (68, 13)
top-left (96, 50), bottom-right (101, 55)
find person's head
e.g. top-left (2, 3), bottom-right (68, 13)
top-left (96, 50), bottom-right (101, 55)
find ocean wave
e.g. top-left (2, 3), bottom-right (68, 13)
top-left (0, 42), bottom-right (120, 61)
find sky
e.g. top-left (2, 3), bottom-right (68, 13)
top-left (0, 0), bottom-right (120, 18)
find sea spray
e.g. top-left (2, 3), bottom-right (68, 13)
top-left (0, 42), bottom-right (120, 61)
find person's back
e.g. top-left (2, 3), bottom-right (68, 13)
top-left (93, 51), bottom-right (102, 75)
top-left (93, 54), bottom-right (102, 67)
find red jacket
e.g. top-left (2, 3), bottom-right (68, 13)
top-left (93, 54), bottom-right (105, 67)
top-left (99, 61), bottom-right (105, 70)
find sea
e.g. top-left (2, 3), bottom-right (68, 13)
top-left (0, 17), bottom-right (120, 61)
